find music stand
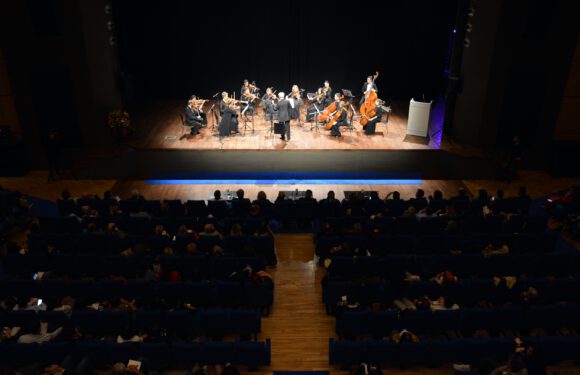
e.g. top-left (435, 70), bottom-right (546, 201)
top-left (209, 103), bottom-right (220, 134)
top-left (240, 101), bottom-right (255, 135)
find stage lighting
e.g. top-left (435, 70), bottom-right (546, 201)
top-left (466, 22), bottom-right (472, 33)
top-left (463, 38), bottom-right (470, 48)
top-left (104, 4), bottom-right (112, 14)
top-left (468, 7), bottom-right (475, 17)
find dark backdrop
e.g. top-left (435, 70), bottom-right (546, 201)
top-left (112, 0), bottom-right (457, 105)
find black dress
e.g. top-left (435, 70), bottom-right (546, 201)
top-left (219, 100), bottom-right (239, 137)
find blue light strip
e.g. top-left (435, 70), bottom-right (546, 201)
top-left (146, 179), bottom-right (423, 185)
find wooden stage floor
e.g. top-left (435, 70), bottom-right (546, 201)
top-left (127, 100), bottom-right (440, 151)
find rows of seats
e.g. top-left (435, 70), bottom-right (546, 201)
top-left (316, 232), bottom-right (557, 258)
top-left (329, 336), bottom-right (580, 366)
top-left (336, 304), bottom-right (580, 338)
top-left (325, 253), bottom-right (580, 279)
top-left (323, 276), bottom-right (580, 309)
top-left (0, 280), bottom-right (274, 312)
top-left (319, 215), bottom-right (547, 235)
top-left (26, 232), bottom-right (276, 262)
top-left (40, 215), bottom-right (269, 236)
top-left (1, 253), bottom-right (267, 280)
top-left (0, 339), bottom-right (271, 370)
top-left (1, 308), bottom-right (261, 339)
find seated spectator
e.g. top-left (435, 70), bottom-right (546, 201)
top-left (275, 191), bottom-right (286, 203)
top-left (432, 271), bottom-right (458, 286)
top-left (320, 190), bottom-right (342, 217)
top-left (154, 225), bottom-right (170, 238)
top-left (254, 223), bottom-right (273, 237)
top-left (429, 296), bottom-right (459, 311)
top-left (253, 191), bottom-right (273, 216)
top-left (42, 355), bottom-right (94, 375)
top-left (428, 190), bottom-right (447, 213)
top-left (408, 189), bottom-right (428, 211)
top-left (184, 242), bottom-right (198, 255)
top-left (385, 191), bottom-right (406, 217)
top-left (229, 223), bottom-right (244, 237)
top-left (17, 323), bottom-right (63, 344)
top-left (483, 242), bottom-right (509, 257)
top-left (299, 189), bottom-right (317, 202)
top-left (248, 204), bottom-right (262, 218)
top-left (391, 329), bottom-right (420, 344)
top-left (402, 206), bottom-right (416, 217)
top-left (211, 190), bottom-right (222, 201)
top-left (199, 223), bottom-right (222, 239)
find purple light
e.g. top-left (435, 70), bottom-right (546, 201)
top-left (453, 28), bottom-right (457, 34)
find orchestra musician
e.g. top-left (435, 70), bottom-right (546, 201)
top-left (181, 96), bottom-right (205, 139)
top-left (275, 92), bottom-right (291, 141)
top-left (329, 99), bottom-right (349, 138)
top-left (362, 98), bottom-right (387, 135)
top-left (240, 79), bottom-right (258, 116)
top-left (360, 75), bottom-right (378, 105)
top-left (261, 87), bottom-right (278, 122)
top-left (322, 80), bottom-right (333, 106)
top-left (219, 92), bottom-right (240, 137)
top-left (306, 87), bottom-right (326, 122)
top-left (287, 84), bottom-right (303, 123)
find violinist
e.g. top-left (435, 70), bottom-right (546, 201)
top-left (219, 92), bottom-right (239, 137)
top-left (261, 87), bottom-right (278, 122)
top-left (181, 96), bottom-right (204, 139)
top-left (329, 100), bottom-right (348, 138)
top-left (323, 80), bottom-right (333, 106)
top-left (306, 87), bottom-right (326, 122)
top-left (275, 92), bottom-right (291, 141)
top-left (287, 84), bottom-right (303, 122)
top-left (240, 79), bottom-right (259, 116)
top-left (361, 75), bottom-right (378, 105)
top-left (190, 95), bottom-right (208, 125)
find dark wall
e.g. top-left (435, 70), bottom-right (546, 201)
top-left (0, 0), bottom-right (122, 161)
top-left (451, 0), bottom-right (580, 165)
top-left (112, 0), bottom-right (457, 105)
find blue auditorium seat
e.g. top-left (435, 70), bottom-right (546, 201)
top-left (171, 342), bottom-right (202, 368)
top-left (234, 339), bottom-right (270, 368)
top-left (201, 341), bottom-right (235, 364)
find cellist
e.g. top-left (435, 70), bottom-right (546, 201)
top-left (329, 100), bottom-right (348, 138)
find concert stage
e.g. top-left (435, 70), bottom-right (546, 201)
top-left (126, 100), bottom-right (443, 151)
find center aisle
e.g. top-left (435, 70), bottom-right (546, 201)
top-left (261, 234), bottom-right (335, 370)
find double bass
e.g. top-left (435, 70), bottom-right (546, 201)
top-left (360, 71), bottom-right (379, 126)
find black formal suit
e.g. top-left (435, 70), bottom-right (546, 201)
top-left (275, 99), bottom-right (291, 140)
top-left (185, 106), bottom-right (202, 135)
top-left (360, 82), bottom-right (378, 104)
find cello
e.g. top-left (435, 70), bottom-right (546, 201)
top-left (319, 93), bottom-right (344, 123)
top-left (360, 71), bottom-right (379, 126)
top-left (325, 101), bottom-right (347, 130)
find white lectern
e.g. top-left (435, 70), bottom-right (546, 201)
top-left (406, 98), bottom-right (432, 137)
